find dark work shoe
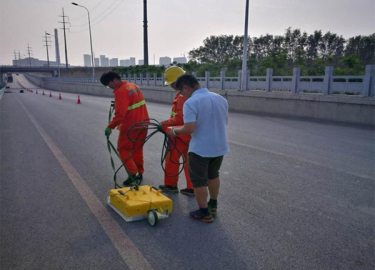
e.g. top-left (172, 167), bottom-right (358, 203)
top-left (180, 188), bottom-right (195, 196)
top-left (123, 174), bottom-right (142, 186)
top-left (189, 210), bottom-right (214, 223)
top-left (208, 202), bottom-right (217, 215)
top-left (159, 185), bottom-right (179, 193)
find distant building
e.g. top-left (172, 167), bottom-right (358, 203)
top-left (130, 57), bottom-right (136, 66)
top-left (173, 57), bottom-right (187, 64)
top-left (110, 58), bottom-right (118, 67)
top-left (159, 56), bottom-right (171, 67)
top-left (83, 54), bottom-right (91, 67)
top-left (119, 60), bottom-right (126, 66)
top-left (138, 59), bottom-right (144, 65)
top-left (94, 58), bottom-right (99, 67)
top-left (124, 59), bottom-right (131, 66)
top-left (100, 55), bottom-right (109, 67)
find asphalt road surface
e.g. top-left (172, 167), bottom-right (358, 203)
top-left (1, 75), bottom-right (374, 270)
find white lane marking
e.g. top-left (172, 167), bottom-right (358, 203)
top-left (15, 94), bottom-right (153, 270)
top-left (228, 140), bottom-right (374, 180)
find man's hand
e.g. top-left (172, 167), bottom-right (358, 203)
top-left (105, 127), bottom-right (112, 137)
top-left (157, 123), bottom-right (164, 133)
top-left (166, 127), bottom-right (176, 137)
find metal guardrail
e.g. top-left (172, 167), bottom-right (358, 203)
top-left (25, 65), bottom-right (375, 97)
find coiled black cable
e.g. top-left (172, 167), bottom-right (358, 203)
top-left (107, 103), bottom-right (186, 188)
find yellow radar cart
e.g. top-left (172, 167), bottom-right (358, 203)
top-left (106, 103), bottom-right (180, 226)
top-left (108, 185), bottom-right (172, 226)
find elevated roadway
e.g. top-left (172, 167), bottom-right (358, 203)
top-left (1, 75), bottom-right (374, 269)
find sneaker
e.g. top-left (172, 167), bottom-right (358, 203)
top-left (158, 185), bottom-right (179, 193)
top-left (189, 210), bottom-right (214, 223)
top-left (208, 202), bottom-right (217, 215)
top-left (180, 188), bottom-right (195, 196)
top-left (123, 174), bottom-right (142, 186)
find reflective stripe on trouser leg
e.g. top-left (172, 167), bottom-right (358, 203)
top-left (164, 139), bottom-right (193, 189)
top-left (131, 129), bottom-right (147, 175)
top-left (118, 148), bottom-right (138, 176)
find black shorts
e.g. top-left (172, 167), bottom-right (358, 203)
top-left (188, 152), bottom-right (224, 188)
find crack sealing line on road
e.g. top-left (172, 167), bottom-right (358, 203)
top-left (228, 140), bottom-right (374, 181)
top-left (15, 94), bottom-right (154, 270)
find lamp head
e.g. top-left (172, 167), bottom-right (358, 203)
top-left (71, 2), bottom-right (78, 6)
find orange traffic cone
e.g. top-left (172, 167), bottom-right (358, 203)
top-left (36, 90), bottom-right (38, 94)
top-left (59, 93), bottom-right (62, 100)
top-left (77, 95), bottom-right (81, 104)
top-left (50, 92), bottom-right (52, 97)
top-left (43, 91), bottom-right (45, 95)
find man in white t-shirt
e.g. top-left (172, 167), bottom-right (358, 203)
top-left (167, 74), bottom-right (230, 223)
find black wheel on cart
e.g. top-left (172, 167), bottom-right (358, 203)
top-left (148, 210), bottom-right (158, 226)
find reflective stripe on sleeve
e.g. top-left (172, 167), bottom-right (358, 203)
top-left (128, 100), bottom-right (146, 110)
top-left (128, 88), bottom-right (141, 96)
top-left (170, 111), bottom-right (177, 117)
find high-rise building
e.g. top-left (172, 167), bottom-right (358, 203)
top-left (159, 56), bottom-right (171, 67)
top-left (94, 58), bottom-right (99, 67)
top-left (124, 59), bottom-right (130, 66)
top-left (100, 55), bottom-right (109, 67)
top-left (130, 57), bottom-right (136, 66)
top-left (138, 59), bottom-right (144, 65)
top-left (83, 54), bottom-right (91, 67)
top-left (110, 58), bottom-right (118, 67)
top-left (173, 57), bottom-right (187, 64)
top-left (120, 60), bottom-right (126, 66)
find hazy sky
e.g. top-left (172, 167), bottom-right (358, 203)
top-left (0, 0), bottom-right (374, 66)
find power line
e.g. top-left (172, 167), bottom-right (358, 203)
top-left (43, 32), bottom-right (52, 68)
top-left (59, 8), bottom-right (70, 68)
top-left (69, 0), bottom-right (114, 21)
top-left (26, 44), bottom-right (33, 67)
top-left (13, 50), bottom-right (17, 66)
top-left (70, 0), bottom-right (123, 33)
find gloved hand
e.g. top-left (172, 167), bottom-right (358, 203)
top-left (105, 127), bottom-right (112, 137)
top-left (157, 123), bottom-right (164, 133)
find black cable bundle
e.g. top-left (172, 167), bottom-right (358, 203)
top-left (107, 105), bottom-right (186, 188)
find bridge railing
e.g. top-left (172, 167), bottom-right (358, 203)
top-left (25, 65), bottom-right (375, 97)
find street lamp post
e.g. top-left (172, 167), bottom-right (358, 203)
top-left (72, 2), bottom-right (95, 83)
top-left (44, 32), bottom-right (50, 68)
top-left (240, 0), bottom-right (250, 91)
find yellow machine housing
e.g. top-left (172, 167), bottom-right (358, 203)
top-left (108, 185), bottom-right (173, 222)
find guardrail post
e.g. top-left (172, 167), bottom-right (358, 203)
top-left (292, 67), bottom-right (300, 93)
top-left (146, 72), bottom-right (150, 86)
top-left (154, 73), bottom-right (157, 86)
top-left (205, 71), bottom-right (210, 88)
top-left (362, 65), bottom-right (375, 97)
top-left (220, 70), bottom-right (225, 90)
top-left (134, 73), bottom-right (137, 84)
top-left (323, 66), bottom-right (333, 95)
top-left (266, 68), bottom-right (273, 92)
top-left (192, 71), bottom-right (197, 78)
top-left (140, 74), bottom-right (143, 85)
top-left (162, 73), bottom-right (165, 86)
top-left (237, 70), bottom-right (242, 91)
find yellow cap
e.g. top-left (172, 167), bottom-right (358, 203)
top-left (164, 66), bottom-right (186, 86)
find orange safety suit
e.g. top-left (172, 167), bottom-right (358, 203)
top-left (161, 93), bottom-right (193, 189)
top-left (107, 81), bottom-right (149, 176)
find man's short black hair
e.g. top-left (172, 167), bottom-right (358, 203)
top-left (175, 74), bottom-right (200, 91)
top-left (100, 71), bottom-right (121, 86)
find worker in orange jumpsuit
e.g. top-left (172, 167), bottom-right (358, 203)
top-left (158, 66), bottom-right (194, 196)
top-left (100, 71), bottom-right (149, 186)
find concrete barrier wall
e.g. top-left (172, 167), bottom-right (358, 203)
top-left (24, 74), bottom-right (375, 126)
